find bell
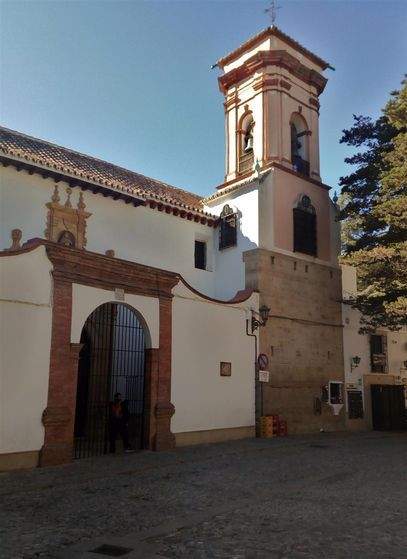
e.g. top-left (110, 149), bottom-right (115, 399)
top-left (244, 135), bottom-right (253, 152)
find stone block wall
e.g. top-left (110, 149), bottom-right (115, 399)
top-left (244, 248), bottom-right (345, 434)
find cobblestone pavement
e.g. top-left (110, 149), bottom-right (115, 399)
top-left (1, 432), bottom-right (406, 559)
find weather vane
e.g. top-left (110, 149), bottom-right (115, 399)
top-left (265, 0), bottom-right (281, 26)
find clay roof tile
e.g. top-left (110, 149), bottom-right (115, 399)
top-left (0, 126), bottom-right (205, 212)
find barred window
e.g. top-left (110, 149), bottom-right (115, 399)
top-left (194, 240), bottom-right (207, 270)
top-left (370, 334), bottom-right (387, 373)
top-left (347, 391), bottom-right (364, 419)
top-left (219, 204), bottom-right (237, 250)
top-left (293, 195), bottom-right (317, 257)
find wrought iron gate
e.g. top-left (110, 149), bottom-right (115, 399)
top-left (74, 303), bottom-right (146, 459)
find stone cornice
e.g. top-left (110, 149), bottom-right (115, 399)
top-left (1, 238), bottom-right (256, 305)
top-left (207, 159), bottom-right (330, 202)
top-left (0, 238), bottom-right (179, 298)
top-left (217, 26), bottom-right (331, 71)
top-left (46, 242), bottom-right (179, 298)
top-left (218, 50), bottom-right (327, 96)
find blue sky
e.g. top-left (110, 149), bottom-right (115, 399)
top-left (1, 0), bottom-right (406, 198)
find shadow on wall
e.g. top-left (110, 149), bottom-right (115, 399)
top-left (213, 218), bottom-right (258, 300)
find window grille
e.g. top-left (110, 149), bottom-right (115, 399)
top-left (219, 205), bottom-right (237, 250)
top-left (194, 240), bottom-right (207, 270)
top-left (370, 334), bottom-right (388, 373)
top-left (293, 195), bottom-right (317, 256)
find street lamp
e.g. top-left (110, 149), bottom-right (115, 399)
top-left (251, 305), bottom-right (271, 332)
top-left (350, 355), bottom-right (361, 372)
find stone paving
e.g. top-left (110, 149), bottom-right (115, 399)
top-left (1, 432), bottom-right (406, 559)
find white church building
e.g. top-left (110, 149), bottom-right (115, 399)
top-left (1, 26), bottom-right (406, 471)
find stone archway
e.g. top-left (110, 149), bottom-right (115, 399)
top-left (38, 241), bottom-right (179, 467)
top-left (74, 302), bottom-right (150, 458)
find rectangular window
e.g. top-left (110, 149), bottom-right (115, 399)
top-left (329, 381), bottom-right (343, 404)
top-left (370, 334), bottom-right (387, 373)
top-left (293, 208), bottom-right (317, 256)
top-left (219, 214), bottom-right (237, 250)
top-left (194, 240), bottom-right (206, 270)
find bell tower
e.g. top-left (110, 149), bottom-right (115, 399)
top-left (216, 26), bottom-right (331, 186)
top-left (208, 27), bottom-right (345, 436)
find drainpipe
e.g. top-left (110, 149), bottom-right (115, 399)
top-left (246, 319), bottom-right (261, 432)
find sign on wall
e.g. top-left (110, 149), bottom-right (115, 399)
top-left (259, 370), bottom-right (270, 383)
top-left (220, 362), bottom-right (232, 377)
top-left (257, 353), bottom-right (269, 370)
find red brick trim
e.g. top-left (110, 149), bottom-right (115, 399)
top-left (217, 26), bottom-right (330, 71)
top-left (213, 161), bottom-right (330, 194)
top-left (36, 241), bottom-right (179, 466)
top-left (154, 297), bottom-right (176, 450)
top-left (39, 279), bottom-right (81, 466)
top-left (218, 50), bottom-right (327, 96)
top-left (178, 276), bottom-right (255, 305)
top-left (0, 155), bottom-right (216, 228)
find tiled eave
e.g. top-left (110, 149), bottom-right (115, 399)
top-left (0, 154), bottom-right (219, 228)
top-left (204, 174), bottom-right (265, 205)
top-left (204, 161), bottom-right (330, 205)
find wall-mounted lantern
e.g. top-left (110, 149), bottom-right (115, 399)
top-left (251, 305), bottom-right (271, 332)
top-left (350, 355), bottom-right (361, 372)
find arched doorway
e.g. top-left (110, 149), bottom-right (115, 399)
top-left (73, 302), bottom-right (148, 459)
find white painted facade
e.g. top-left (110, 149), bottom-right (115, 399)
top-left (0, 247), bottom-right (52, 454)
top-left (171, 282), bottom-right (257, 434)
top-left (0, 243), bottom-right (258, 459)
top-left (342, 265), bottom-right (407, 428)
top-left (0, 166), bottom-right (221, 297)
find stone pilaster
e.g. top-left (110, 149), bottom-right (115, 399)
top-left (152, 296), bottom-right (176, 451)
top-left (39, 276), bottom-right (82, 466)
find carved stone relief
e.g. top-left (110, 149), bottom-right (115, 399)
top-left (9, 228), bottom-right (22, 250)
top-left (44, 186), bottom-right (91, 249)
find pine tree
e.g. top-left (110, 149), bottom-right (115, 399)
top-left (339, 78), bottom-right (407, 332)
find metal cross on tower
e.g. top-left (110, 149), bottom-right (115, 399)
top-left (265, 0), bottom-right (281, 26)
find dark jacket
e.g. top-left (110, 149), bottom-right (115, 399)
top-left (108, 399), bottom-right (130, 423)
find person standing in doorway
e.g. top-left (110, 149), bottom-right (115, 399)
top-left (108, 392), bottom-right (134, 453)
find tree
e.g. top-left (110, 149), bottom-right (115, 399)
top-left (338, 78), bottom-right (407, 332)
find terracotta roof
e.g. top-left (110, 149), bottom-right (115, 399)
top-left (0, 126), bottom-right (206, 212)
top-left (216, 26), bottom-right (331, 71)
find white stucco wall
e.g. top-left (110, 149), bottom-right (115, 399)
top-left (71, 284), bottom-right (160, 348)
top-left (171, 282), bottom-right (257, 434)
top-left (0, 166), bottom-right (217, 296)
top-left (0, 246), bottom-right (52, 454)
top-left (342, 264), bottom-right (407, 384)
top-left (205, 184), bottom-right (259, 300)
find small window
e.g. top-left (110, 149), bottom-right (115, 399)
top-left (370, 334), bottom-right (387, 373)
top-left (329, 382), bottom-right (343, 405)
top-left (293, 195), bottom-right (317, 257)
top-left (194, 240), bottom-right (207, 270)
top-left (219, 204), bottom-right (237, 250)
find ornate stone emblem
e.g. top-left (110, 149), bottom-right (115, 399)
top-left (44, 186), bottom-right (91, 249)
